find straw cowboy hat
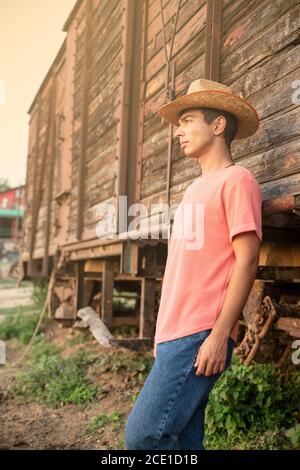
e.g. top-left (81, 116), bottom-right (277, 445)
top-left (157, 78), bottom-right (259, 139)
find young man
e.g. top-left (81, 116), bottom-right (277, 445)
top-left (125, 79), bottom-right (262, 450)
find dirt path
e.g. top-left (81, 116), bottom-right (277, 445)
top-left (0, 284), bottom-right (34, 310)
top-left (0, 323), bottom-right (149, 450)
top-left (1, 398), bottom-right (127, 450)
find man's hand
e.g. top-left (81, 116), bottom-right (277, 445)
top-left (194, 332), bottom-right (228, 376)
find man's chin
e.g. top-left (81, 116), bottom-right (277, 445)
top-left (184, 150), bottom-right (198, 159)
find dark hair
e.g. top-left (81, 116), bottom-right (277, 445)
top-left (180, 107), bottom-right (238, 149)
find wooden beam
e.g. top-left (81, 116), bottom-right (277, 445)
top-left (27, 99), bottom-right (41, 276)
top-left (112, 316), bottom-right (139, 328)
top-left (115, 0), bottom-right (136, 234)
top-left (76, 0), bottom-right (93, 240)
top-left (262, 194), bottom-right (296, 215)
top-left (139, 277), bottom-right (156, 339)
top-left (28, 86), bottom-right (54, 273)
top-left (135, 0), bottom-right (148, 205)
top-left (43, 76), bottom-right (58, 277)
top-left (75, 260), bottom-right (85, 312)
top-left (125, 0), bottom-right (144, 227)
top-left (257, 266), bottom-right (300, 282)
top-left (120, 241), bottom-right (139, 275)
top-left (275, 317), bottom-right (300, 338)
top-left (204, 0), bottom-right (223, 81)
top-left (101, 260), bottom-right (114, 328)
top-left (166, 61), bottom-right (175, 208)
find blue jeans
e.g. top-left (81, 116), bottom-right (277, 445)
top-left (125, 329), bottom-right (235, 450)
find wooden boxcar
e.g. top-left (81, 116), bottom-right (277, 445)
top-left (21, 0), bottom-right (300, 365)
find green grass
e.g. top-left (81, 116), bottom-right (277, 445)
top-left (31, 278), bottom-right (48, 308)
top-left (204, 355), bottom-right (300, 450)
top-left (204, 427), bottom-right (297, 450)
top-left (0, 310), bottom-right (41, 343)
top-left (28, 337), bottom-right (63, 360)
top-left (0, 277), bottom-right (48, 342)
top-left (93, 349), bottom-right (153, 378)
top-left (86, 411), bottom-right (125, 435)
top-left (10, 342), bottom-right (99, 408)
top-left (1, 278), bottom-right (99, 410)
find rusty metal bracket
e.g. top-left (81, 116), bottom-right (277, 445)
top-left (235, 295), bottom-right (278, 365)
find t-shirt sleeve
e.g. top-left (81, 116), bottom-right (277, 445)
top-left (223, 174), bottom-right (263, 244)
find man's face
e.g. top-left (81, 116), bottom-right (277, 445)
top-left (174, 108), bottom-right (215, 159)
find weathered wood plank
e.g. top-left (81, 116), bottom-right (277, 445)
top-left (231, 44), bottom-right (300, 101)
top-left (221, 0), bottom-right (262, 35)
top-left (221, 2), bottom-right (300, 83)
top-left (235, 139), bottom-right (300, 184)
top-left (146, 37), bottom-right (205, 106)
top-left (222, 0), bottom-right (299, 58)
top-left (233, 106), bottom-right (300, 158)
top-left (147, 0), bottom-right (205, 61)
top-left (145, 3), bottom-right (207, 84)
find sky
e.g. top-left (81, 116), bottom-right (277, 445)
top-left (0, 0), bottom-right (77, 188)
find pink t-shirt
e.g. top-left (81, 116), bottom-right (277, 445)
top-left (154, 165), bottom-right (262, 352)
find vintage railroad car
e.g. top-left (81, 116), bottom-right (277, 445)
top-left (21, 0), bottom-right (300, 365)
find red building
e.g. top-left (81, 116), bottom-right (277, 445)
top-left (0, 186), bottom-right (25, 240)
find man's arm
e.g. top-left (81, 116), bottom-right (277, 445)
top-left (194, 231), bottom-right (261, 376)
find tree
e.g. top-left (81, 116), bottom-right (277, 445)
top-left (0, 178), bottom-right (10, 193)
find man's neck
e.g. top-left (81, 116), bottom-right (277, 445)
top-left (198, 148), bottom-right (233, 176)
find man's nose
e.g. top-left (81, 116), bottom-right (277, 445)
top-left (174, 127), bottom-right (183, 138)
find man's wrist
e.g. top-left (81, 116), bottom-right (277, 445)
top-left (211, 325), bottom-right (231, 341)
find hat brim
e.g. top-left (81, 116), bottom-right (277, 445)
top-left (156, 89), bottom-right (259, 139)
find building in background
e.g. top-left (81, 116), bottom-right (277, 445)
top-left (0, 185), bottom-right (25, 240)
top-left (0, 185), bottom-right (25, 278)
